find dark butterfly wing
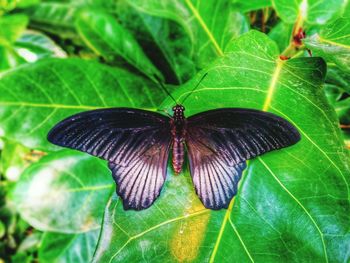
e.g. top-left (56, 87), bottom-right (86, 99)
top-left (48, 108), bottom-right (172, 210)
top-left (186, 108), bottom-right (300, 209)
top-left (186, 136), bottom-right (247, 209)
top-left (108, 128), bottom-right (171, 210)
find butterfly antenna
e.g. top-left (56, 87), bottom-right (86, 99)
top-left (181, 73), bottom-right (208, 104)
top-left (154, 75), bottom-right (177, 104)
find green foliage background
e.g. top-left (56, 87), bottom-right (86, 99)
top-left (0, 0), bottom-right (349, 262)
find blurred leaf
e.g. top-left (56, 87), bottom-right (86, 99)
top-left (335, 97), bottom-right (350, 125)
top-left (0, 0), bottom-right (17, 15)
top-left (232, 0), bottom-right (272, 12)
top-left (272, 0), bottom-right (344, 24)
top-left (0, 220), bottom-right (5, 238)
top-left (0, 14), bottom-right (29, 71)
top-left (268, 21), bottom-right (293, 51)
top-left (0, 18), bottom-right (64, 71)
top-left (93, 30), bottom-right (350, 262)
top-left (0, 14), bottom-right (29, 45)
top-left (323, 65), bottom-right (350, 119)
top-left (16, 0), bottom-right (40, 8)
top-left (0, 58), bottom-right (168, 150)
top-left (304, 18), bottom-right (350, 73)
top-left (343, 1), bottom-right (350, 16)
top-left (0, 46), bottom-right (26, 71)
top-left (324, 84), bottom-right (343, 104)
top-left (325, 64), bottom-right (350, 94)
top-left (343, 129), bottom-right (350, 148)
top-left (27, 0), bottom-right (116, 39)
top-left (15, 30), bottom-right (67, 62)
top-left (0, 0), bottom-right (39, 14)
top-left (27, 2), bottom-right (79, 38)
top-left (75, 9), bottom-right (162, 80)
top-left (39, 229), bottom-right (99, 263)
top-left (17, 232), bottom-right (42, 252)
top-left (0, 140), bottom-right (31, 182)
top-left (11, 252), bottom-right (33, 263)
top-left (11, 150), bottom-right (113, 233)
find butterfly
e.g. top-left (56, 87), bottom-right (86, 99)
top-left (47, 78), bottom-right (300, 211)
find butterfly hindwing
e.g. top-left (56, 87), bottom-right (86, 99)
top-left (186, 108), bottom-right (300, 209)
top-left (108, 128), bottom-right (171, 210)
top-left (48, 108), bottom-right (172, 210)
top-left (187, 138), bottom-right (246, 209)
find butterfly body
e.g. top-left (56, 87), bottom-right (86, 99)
top-left (171, 105), bottom-right (187, 174)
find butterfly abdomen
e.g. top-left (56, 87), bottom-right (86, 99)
top-left (172, 139), bottom-right (184, 174)
top-left (171, 104), bottom-right (187, 174)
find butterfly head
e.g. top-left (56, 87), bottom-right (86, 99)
top-left (172, 104), bottom-right (185, 121)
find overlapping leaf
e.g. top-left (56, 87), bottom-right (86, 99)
top-left (91, 30), bottom-right (350, 262)
top-left (75, 9), bottom-right (162, 80)
top-left (11, 150), bottom-right (113, 233)
top-left (304, 18), bottom-right (350, 73)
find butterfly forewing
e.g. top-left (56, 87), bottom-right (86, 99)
top-left (48, 108), bottom-right (172, 210)
top-left (186, 108), bottom-right (300, 209)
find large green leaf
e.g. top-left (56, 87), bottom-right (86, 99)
top-left (0, 58), bottom-right (168, 150)
top-left (304, 18), bottom-right (350, 73)
top-left (75, 9), bottom-right (162, 80)
top-left (272, 0), bottom-right (344, 25)
top-left (93, 30), bottom-right (349, 262)
top-left (11, 150), bottom-right (113, 233)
